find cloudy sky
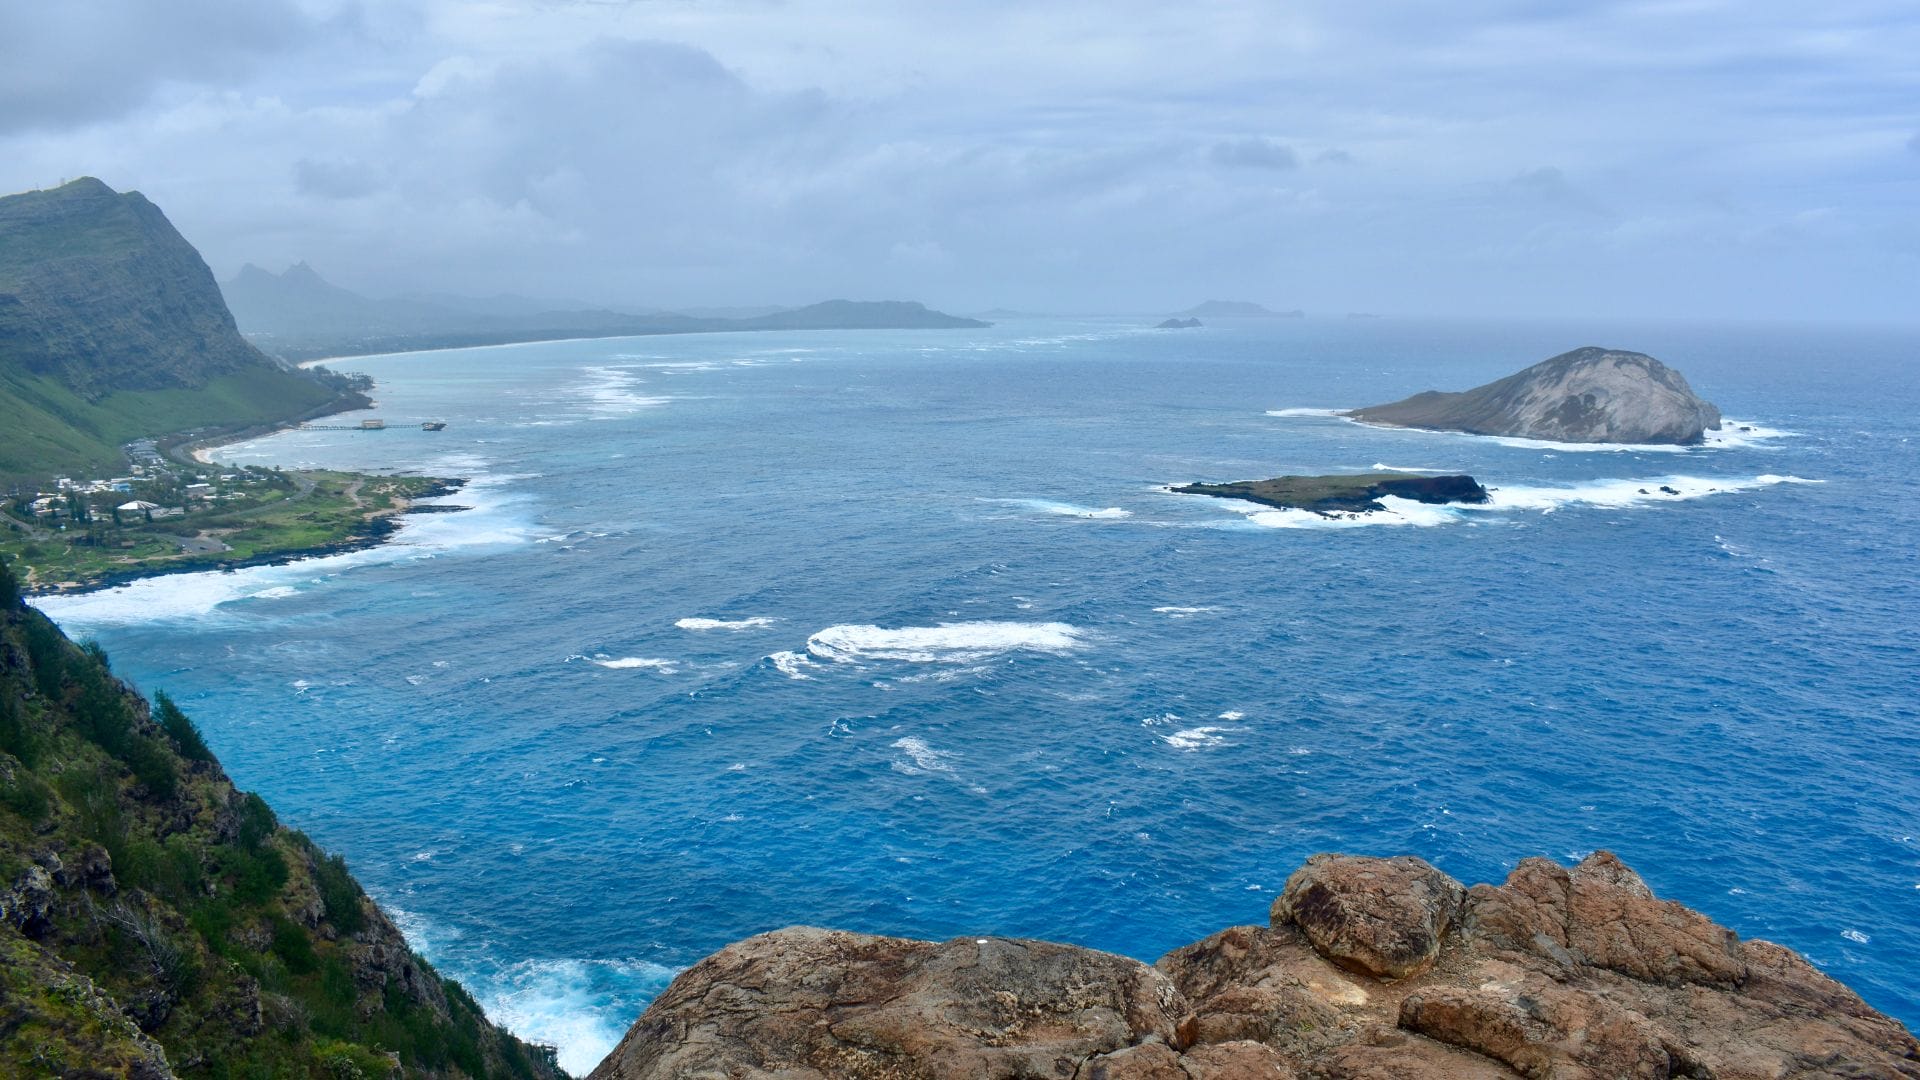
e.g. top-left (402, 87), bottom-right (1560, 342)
top-left (2, 1), bottom-right (1915, 319)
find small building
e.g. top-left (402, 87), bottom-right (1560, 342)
top-left (28, 497), bottom-right (64, 518)
top-left (184, 483), bottom-right (214, 499)
top-left (117, 500), bottom-right (162, 514)
top-left (359, 419), bottom-right (386, 430)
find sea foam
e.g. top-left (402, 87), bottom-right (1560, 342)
top-left (675, 617), bottom-right (777, 631)
top-left (805, 621), bottom-right (1088, 664)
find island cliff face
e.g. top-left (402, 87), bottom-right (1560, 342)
top-left (590, 852), bottom-right (1917, 1079)
top-left (1346, 347), bottom-right (1722, 445)
top-left (1173, 473), bottom-right (1490, 515)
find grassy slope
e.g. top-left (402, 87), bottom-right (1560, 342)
top-left (0, 366), bottom-right (338, 481)
top-left (0, 560), bottom-right (567, 1078)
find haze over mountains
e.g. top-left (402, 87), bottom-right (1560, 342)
top-left (223, 262), bottom-right (989, 361)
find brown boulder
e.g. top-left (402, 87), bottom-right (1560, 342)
top-left (1272, 854), bottom-right (1465, 979)
top-left (1463, 852), bottom-right (1747, 986)
top-left (589, 853), bottom-right (1920, 1080)
top-left (589, 927), bottom-right (1189, 1080)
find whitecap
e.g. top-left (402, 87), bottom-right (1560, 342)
top-left (1368, 463), bottom-right (1447, 473)
top-left (1841, 929), bottom-right (1871, 945)
top-left (992, 498), bottom-right (1133, 519)
top-left (768, 650), bottom-right (818, 680)
top-left (1265, 407), bottom-right (1345, 417)
top-left (1218, 710), bottom-right (1246, 721)
top-left (675, 616), bottom-right (777, 632)
top-left (249, 585), bottom-right (300, 600)
top-left (1152, 605), bottom-right (1218, 617)
top-left (1483, 474), bottom-right (1821, 513)
top-left (890, 736), bottom-right (957, 774)
top-left (585, 656), bottom-right (678, 673)
top-left (805, 621), bottom-right (1087, 664)
top-left (1164, 726), bottom-right (1236, 750)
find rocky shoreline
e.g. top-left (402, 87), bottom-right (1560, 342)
top-left (1173, 473), bottom-right (1491, 515)
top-left (590, 851), bottom-right (1918, 1079)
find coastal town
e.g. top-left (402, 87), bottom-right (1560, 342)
top-left (1, 437), bottom-right (454, 592)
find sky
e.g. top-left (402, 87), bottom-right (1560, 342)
top-left (1, 0), bottom-right (1916, 320)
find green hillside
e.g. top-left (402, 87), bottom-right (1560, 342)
top-left (0, 559), bottom-right (567, 1077)
top-left (0, 179), bottom-right (356, 485)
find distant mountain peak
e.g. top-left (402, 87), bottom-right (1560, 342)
top-left (1178, 300), bottom-right (1304, 317)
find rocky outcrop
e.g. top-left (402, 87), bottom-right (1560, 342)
top-left (1346, 347), bottom-right (1723, 445)
top-left (1157, 318), bottom-right (1202, 329)
top-left (1172, 472), bottom-right (1490, 515)
top-left (592, 852), bottom-right (1919, 1080)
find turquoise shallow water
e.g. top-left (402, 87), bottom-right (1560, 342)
top-left (37, 317), bottom-right (1920, 1071)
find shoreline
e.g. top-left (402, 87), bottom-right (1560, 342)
top-left (22, 478), bottom-right (468, 598)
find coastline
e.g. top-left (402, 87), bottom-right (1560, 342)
top-left (22, 477), bottom-right (468, 598)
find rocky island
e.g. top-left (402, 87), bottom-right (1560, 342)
top-left (1173, 472), bottom-right (1491, 515)
top-left (590, 851), bottom-right (1918, 1079)
top-left (1346, 347), bottom-right (1723, 445)
top-left (1157, 317), bottom-right (1203, 329)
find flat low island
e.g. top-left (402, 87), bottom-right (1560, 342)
top-left (1173, 472), bottom-right (1491, 515)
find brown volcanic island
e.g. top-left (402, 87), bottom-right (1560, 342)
top-left (590, 852), bottom-right (1917, 1079)
top-left (1347, 346), bottom-right (1723, 446)
top-left (1172, 472), bottom-right (1491, 515)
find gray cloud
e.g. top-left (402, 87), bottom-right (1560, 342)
top-left (1209, 138), bottom-right (1298, 170)
top-left (1, 1), bottom-right (1916, 320)
top-left (0, 1), bottom-right (332, 134)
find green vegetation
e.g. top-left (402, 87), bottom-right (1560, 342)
top-left (0, 178), bottom-right (362, 484)
top-left (3, 470), bottom-right (452, 593)
top-left (0, 559), bottom-right (565, 1077)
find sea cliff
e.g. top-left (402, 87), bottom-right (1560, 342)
top-left (0, 560), bottom-right (564, 1077)
top-left (590, 852), bottom-right (1917, 1079)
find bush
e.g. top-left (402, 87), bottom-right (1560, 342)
top-left (0, 556), bottom-right (17, 608)
top-left (0, 768), bottom-right (52, 822)
top-left (153, 691), bottom-right (214, 762)
top-left (270, 915), bottom-right (318, 975)
top-left (0, 692), bottom-right (40, 767)
top-left (312, 850), bottom-right (367, 936)
top-left (235, 792), bottom-right (278, 850)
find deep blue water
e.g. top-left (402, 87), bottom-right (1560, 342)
top-left (38, 317), bottom-right (1920, 1071)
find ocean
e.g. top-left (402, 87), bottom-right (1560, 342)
top-left (35, 316), bottom-right (1920, 1072)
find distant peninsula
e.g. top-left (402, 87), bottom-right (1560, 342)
top-left (1347, 346), bottom-right (1722, 445)
top-left (224, 263), bottom-right (988, 361)
top-left (1177, 300), bottom-right (1305, 318)
top-left (1173, 472), bottom-right (1490, 515)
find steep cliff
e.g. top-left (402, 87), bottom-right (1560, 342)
top-left (591, 852), bottom-right (1917, 1079)
top-left (0, 179), bottom-right (356, 481)
top-left (1346, 347), bottom-right (1723, 445)
top-left (0, 560), bottom-right (565, 1078)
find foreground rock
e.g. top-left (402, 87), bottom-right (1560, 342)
top-left (1172, 472), bottom-right (1490, 515)
top-left (1347, 346), bottom-right (1723, 445)
top-left (591, 852), bottom-right (1918, 1080)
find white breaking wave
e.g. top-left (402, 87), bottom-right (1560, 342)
top-left (476, 957), bottom-right (680, 1076)
top-left (675, 617), bottom-right (777, 632)
top-left (1213, 474), bottom-right (1821, 530)
top-left (805, 621), bottom-right (1088, 664)
top-left (574, 655), bottom-right (678, 673)
top-left (1152, 605), bottom-right (1218, 617)
top-left (890, 736), bottom-right (957, 774)
top-left (994, 498), bottom-right (1133, 519)
top-left (768, 650), bottom-right (819, 679)
top-left (573, 365), bottom-right (670, 418)
top-left (1274, 407), bottom-right (1797, 454)
top-left (1369, 463), bottom-right (1448, 473)
top-left (34, 470), bottom-right (541, 632)
top-left (1163, 726), bottom-right (1237, 750)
